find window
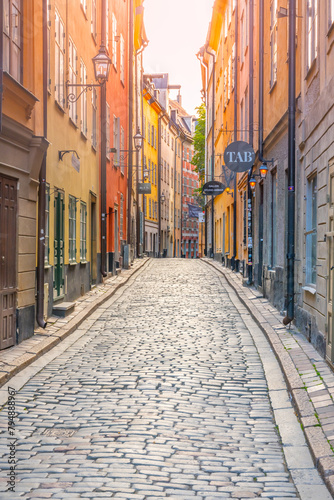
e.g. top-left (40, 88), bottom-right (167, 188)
top-left (80, 60), bottom-right (87, 135)
top-left (148, 122), bottom-right (151, 145)
top-left (307, 0), bottom-right (318, 71)
top-left (120, 194), bottom-right (124, 239)
top-left (80, 202), bottom-right (87, 262)
top-left (80, 0), bottom-right (87, 14)
top-left (149, 199), bottom-right (152, 218)
top-left (112, 13), bottom-right (117, 69)
top-left (120, 126), bottom-right (125, 174)
top-left (171, 168), bottom-right (174, 189)
top-left (47, 3), bottom-right (51, 91)
top-left (55, 10), bottom-right (65, 107)
top-left (240, 99), bottom-right (244, 141)
top-left (45, 185), bottom-right (50, 265)
top-left (228, 56), bottom-right (231, 101)
top-left (306, 175), bottom-right (317, 285)
top-left (113, 116), bottom-right (120, 165)
top-left (240, 12), bottom-right (245, 63)
top-left (3, 0), bottom-right (22, 82)
top-left (106, 103), bottom-right (110, 160)
top-left (154, 128), bottom-right (157, 149)
top-left (231, 43), bottom-right (235, 90)
top-left (151, 126), bottom-right (154, 146)
top-left (69, 196), bottom-right (77, 263)
top-left (120, 34), bottom-right (125, 83)
top-left (106, 2), bottom-right (109, 52)
top-left (91, 0), bottom-right (97, 39)
top-left (224, 68), bottom-right (227, 108)
top-left (330, 0), bottom-right (334, 28)
top-left (69, 39), bottom-right (77, 124)
top-left (270, 0), bottom-right (278, 86)
top-left (92, 88), bottom-right (97, 149)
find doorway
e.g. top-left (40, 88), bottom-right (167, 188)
top-left (90, 194), bottom-right (97, 286)
top-left (258, 183), bottom-right (264, 287)
top-left (0, 175), bottom-right (17, 349)
top-left (327, 162), bottom-right (334, 364)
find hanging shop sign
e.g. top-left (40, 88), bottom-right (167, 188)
top-left (202, 180), bottom-right (225, 196)
top-left (138, 183), bottom-right (151, 194)
top-left (224, 141), bottom-right (255, 173)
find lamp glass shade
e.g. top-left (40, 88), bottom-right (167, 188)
top-left (249, 177), bottom-right (257, 190)
top-left (92, 50), bottom-right (111, 83)
top-left (259, 164), bottom-right (269, 179)
top-left (133, 130), bottom-right (143, 151)
top-left (143, 168), bottom-right (149, 180)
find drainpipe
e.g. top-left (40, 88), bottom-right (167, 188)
top-left (284, 0), bottom-right (296, 324)
top-left (205, 46), bottom-right (215, 259)
top-left (100, 0), bottom-right (107, 277)
top-left (247, 0), bottom-right (254, 284)
top-left (173, 130), bottom-right (180, 257)
top-left (36, 0), bottom-right (48, 328)
top-left (232, 2), bottom-right (238, 271)
top-left (259, 0), bottom-right (264, 161)
top-left (127, 0), bottom-right (134, 247)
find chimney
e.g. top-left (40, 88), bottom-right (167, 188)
top-left (177, 92), bottom-right (182, 107)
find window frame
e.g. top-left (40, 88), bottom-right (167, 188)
top-left (80, 201), bottom-right (87, 262)
top-left (305, 175), bottom-right (317, 285)
top-left (3, 0), bottom-right (23, 82)
top-left (55, 9), bottom-right (65, 108)
top-left (69, 195), bottom-right (77, 264)
top-left (306, 0), bottom-right (318, 73)
top-left (68, 38), bottom-right (78, 125)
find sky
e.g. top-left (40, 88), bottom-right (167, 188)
top-left (143, 0), bottom-right (214, 117)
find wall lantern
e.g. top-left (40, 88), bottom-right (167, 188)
top-left (133, 128), bottom-right (144, 151)
top-left (92, 48), bottom-right (112, 83)
top-left (249, 177), bottom-right (257, 191)
top-left (259, 163), bottom-right (269, 179)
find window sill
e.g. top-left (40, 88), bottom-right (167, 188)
top-left (44, 264), bottom-right (52, 270)
top-left (69, 117), bottom-right (78, 129)
top-left (81, 131), bottom-right (88, 141)
top-left (302, 285), bottom-right (316, 295)
top-left (55, 99), bottom-right (65, 114)
top-left (305, 58), bottom-right (317, 82)
top-left (69, 261), bottom-right (77, 266)
top-left (80, 260), bottom-right (88, 265)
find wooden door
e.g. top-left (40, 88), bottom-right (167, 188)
top-left (327, 163), bottom-right (334, 363)
top-left (0, 175), bottom-right (17, 349)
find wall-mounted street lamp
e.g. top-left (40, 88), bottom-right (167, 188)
top-left (66, 47), bottom-right (111, 103)
top-left (225, 187), bottom-right (234, 197)
top-left (249, 162), bottom-right (270, 193)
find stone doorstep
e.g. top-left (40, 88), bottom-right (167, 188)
top-left (52, 302), bottom-right (76, 318)
top-left (201, 258), bottom-right (334, 496)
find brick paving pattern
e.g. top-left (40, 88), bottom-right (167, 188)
top-left (0, 260), bottom-right (331, 499)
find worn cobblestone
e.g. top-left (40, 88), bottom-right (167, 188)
top-left (0, 260), bottom-right (331, 498)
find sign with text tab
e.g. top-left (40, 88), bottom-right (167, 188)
top-left (202, 181), bottom-right (225, 196)
top-left (224, 141), bottom-right (255, 173)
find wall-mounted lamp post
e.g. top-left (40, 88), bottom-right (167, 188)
top-left (249, 162), bottom-right (269, 193)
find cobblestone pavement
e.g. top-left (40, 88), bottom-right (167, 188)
top-left (0, 260), bottom-right (332, 499)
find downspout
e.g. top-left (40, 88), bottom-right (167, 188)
top-left (100, 0), bottom-right (107, 277)
top-left (205, 46), bottom-right (215, 259)
top-left (36, 0), bottom-right (48, 328)
top-left (127, 0), bottom-right (134, 246)
top-left (141, 58), bottom-right (145, 254)
top-left (258, 0), bottom-right (264, 160)
top-left (232, 1), bottom-right (238, 271)
top-left (284, 0), bottom-right (296, 324)
top-left (247, 0), bottom-right (254, 284)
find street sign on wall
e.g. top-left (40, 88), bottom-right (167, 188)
top-left (202, 180), bottom-right (225, 196)
top-left (224, 141), bottom-right (255, 173)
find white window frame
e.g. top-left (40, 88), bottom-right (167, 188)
top-left (120, 126), bottom-right (125, 174)
top-left (106, 103), bottom-right (110, 160)
top-left (307, 0), bottom-right (318, 72)
top-left (69, 38), bottom-right (77, 124)
top-left (91, 0), bottom-right (97, 39)
top-left (330, 0), bottom-right (334, 28)
top-left (113, 115), bottom-right (120, 166)
top-left (120, 34), bottom-right (125, 83)
top-left (3, 0), bottom-right (22, 82)
top-left (55, 10), bottom-right (65, 107)
top-left (80, 60), bottom-right (87, 136)
top-left (270, 0), bottom-right (278, 87)
top-left (91, 88), bottom-right (97, 149)
top-left (112, 13), bottom-right (117, 69)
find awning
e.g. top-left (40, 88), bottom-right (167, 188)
top-left (134, 0), bottom-right (149, 52)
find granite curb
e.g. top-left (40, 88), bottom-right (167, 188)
top-left (0, 258), bottom-right (151, 389)
top-left (201, 257), bottom-right (334, 496)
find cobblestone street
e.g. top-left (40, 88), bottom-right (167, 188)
top-left (0, 260), bottom-right (332, 499)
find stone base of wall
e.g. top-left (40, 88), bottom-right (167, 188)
top-left (295, 305), bottom-right (326, 359)
top-left (262, 266), bottom-right (285, 312)
top-left (17, 305), bottom-right (35, 344)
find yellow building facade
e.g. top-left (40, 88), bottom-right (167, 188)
top-left (142, 82), bottom-right (161, 256)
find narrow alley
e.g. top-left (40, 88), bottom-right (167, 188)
top-left (0, 260), bottom-right (331, 499)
